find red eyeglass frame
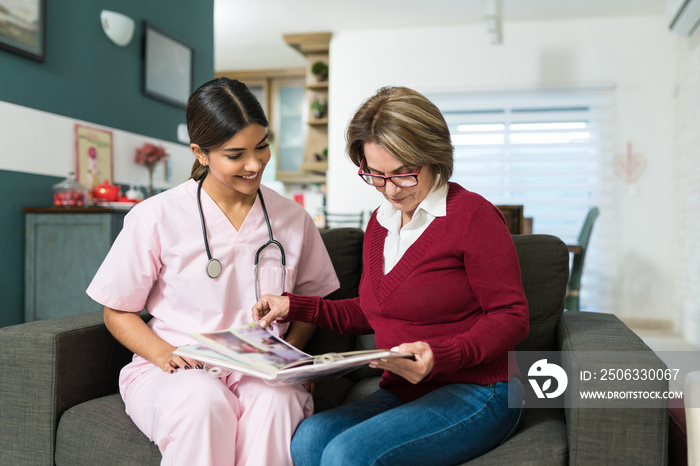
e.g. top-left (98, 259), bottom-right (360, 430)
top-left (357, 159), bottom-right (422, 187)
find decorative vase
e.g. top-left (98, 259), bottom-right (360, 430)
top-left (147, 164), bottom-right (155, 197)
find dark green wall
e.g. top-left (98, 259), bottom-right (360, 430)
top-left (0, 0), bottom-right (214, 142)
top-left (0, 170), bottom-right (62, 328)
top-left (0, 0), bottom-right (214, 327)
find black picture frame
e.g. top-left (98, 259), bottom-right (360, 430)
top-left (142, 21), bottom-right (194, 109)
top-left (0, 0), bottom-right (46, 62)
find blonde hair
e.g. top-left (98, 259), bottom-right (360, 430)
top-left (346, 86), bottom-right (453, 187)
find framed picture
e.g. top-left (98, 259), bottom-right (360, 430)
top-left (142, 22), bottom-right (194, 109)
top-left (0, 0), bottom-right (46, 62)
top-left (74, 124), bottom-right (113, 188)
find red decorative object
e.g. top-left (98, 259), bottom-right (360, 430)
top-left (614, 142), bottom-right (646, 183)
top-left (52, 172), bottom-right (88, 207)
top-left (92, 180), bottom-right (121, 202)
top-left (134, 142), bottom-right (169, 197)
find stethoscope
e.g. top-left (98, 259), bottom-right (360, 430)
top-left (196, 172), bottom-right (286, 300)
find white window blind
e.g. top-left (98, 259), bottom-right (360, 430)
top-left (429, 87), bottom-right (615, 312)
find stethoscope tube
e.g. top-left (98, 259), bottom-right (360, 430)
top-left (196, 173), bottom-right (286, 299)
top-left (197, 173), bottom-right (222, 279)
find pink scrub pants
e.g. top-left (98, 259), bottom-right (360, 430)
top-left (120, 363), bottom-right (313, 466)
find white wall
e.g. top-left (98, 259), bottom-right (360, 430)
top-left (675, 33), bottom-right (700, 346)
top-left (325, 15), bottom-right (680, 323)
top-left (0, 100), bottom-right (193, 191)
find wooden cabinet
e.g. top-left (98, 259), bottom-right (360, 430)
top-left (24, 208), bottom-right (126, 322)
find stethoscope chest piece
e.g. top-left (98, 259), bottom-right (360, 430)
top-left (206, 258), bottom-right (222, 279)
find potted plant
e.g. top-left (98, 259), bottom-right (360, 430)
top-left (311, 96), bottom-right (328, 119)
top-left (314, 147), bottom-right (328, 162)
top-left (311, 61), bottom-right (329, 81)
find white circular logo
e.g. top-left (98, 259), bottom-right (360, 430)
top-left (528, 359), bottom-right (568, 399)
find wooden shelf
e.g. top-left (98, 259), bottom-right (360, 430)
top-left (283, 32), bottom-right (331, 55)
top-left (280, 32), bottom-right (331, 186)
top-left (276, 172), bottom-right (326, 184)
top-left (300, 161), bottom-right (328, 172)
top-left (306, 82), bottom-right (329, 90)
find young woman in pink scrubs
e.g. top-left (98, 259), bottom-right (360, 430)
top-left (87, 78), bottom-right (339, 466)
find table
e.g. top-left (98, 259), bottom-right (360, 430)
top-left (567, 244), bottom-right (582, 254)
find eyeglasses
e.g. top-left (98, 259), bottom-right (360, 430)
top-left (357, 159), bottom-right (422, 188)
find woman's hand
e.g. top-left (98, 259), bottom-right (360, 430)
top-left (104, 306), bottom-right (203, 374)
top-left (252, 294), bottom-right (290, 329)
top-left (369, 341), bottom-right (434, 384)
top-left (156, 350), bottom-right (203, 374)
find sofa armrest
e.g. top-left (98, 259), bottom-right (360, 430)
top-left (557, 311), bottom-right (668, 466)
top-left (0, 311), bottom-right (133, 465)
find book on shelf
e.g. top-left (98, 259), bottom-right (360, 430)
top-left (173, 322), bottom-right (413, 385)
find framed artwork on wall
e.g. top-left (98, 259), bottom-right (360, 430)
top-left (142, 22), bottom-right (194, 109)
top-left (0, 0), bottom-right (46, 62)
top-left (74, 124), bottom-right (113, 189)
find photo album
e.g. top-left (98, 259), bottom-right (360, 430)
top-left (174, 323), bottom-right (413, 385)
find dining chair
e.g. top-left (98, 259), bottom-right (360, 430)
top-left (323, 210), bottom-right (365, 229)
top-left (496, 205), bottom-right (524, 234)
top-left (564, 206), bottom-right (600, 311)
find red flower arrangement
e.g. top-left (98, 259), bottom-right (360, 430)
top-left (134, 142), bottom-right (169, 167)
top-left (134, 142), bottom-right (169, 197)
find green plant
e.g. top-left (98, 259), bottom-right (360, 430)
top-left (311, 61), bottom-right (328, 80)
top-left (311, 96), bottom-right (328, 114)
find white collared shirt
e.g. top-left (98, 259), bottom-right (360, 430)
top-left (376, 181), bottom-right (448, 273)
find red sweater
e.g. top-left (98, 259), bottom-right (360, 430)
top-left (288, 183), bottom-right (529, 401)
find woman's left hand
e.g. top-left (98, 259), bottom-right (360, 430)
top-left (369, 341), bottom-right (434, 384)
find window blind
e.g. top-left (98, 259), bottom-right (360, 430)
top-left (429, 87), bottom-right (615, 312)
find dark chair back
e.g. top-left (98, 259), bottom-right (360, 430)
top-left (324, 211), bottom-right (365, 229)
top-left (564, 207), bottom-right (600, 311)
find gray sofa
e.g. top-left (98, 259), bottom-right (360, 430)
top-left (0, 228), bottom-right (668, 465)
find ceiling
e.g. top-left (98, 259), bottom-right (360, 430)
top-left (213, 0), bottom-right (666, 72)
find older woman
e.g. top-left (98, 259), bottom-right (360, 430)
top-left (253, 86), bottom-right (528, 466)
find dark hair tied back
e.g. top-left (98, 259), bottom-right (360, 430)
top-left (187, 78), bottom-right (269, 180)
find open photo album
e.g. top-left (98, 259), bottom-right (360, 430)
top-left (174, 323), bottom-right (413, 385)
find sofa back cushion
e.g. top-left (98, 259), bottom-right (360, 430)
top-left (302, 228), bottom-right (365, 356)
top-left (512, 234), bottom-right (569, 352)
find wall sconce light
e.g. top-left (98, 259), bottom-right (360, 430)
top-left (100, 10), bottom-right (135, 47)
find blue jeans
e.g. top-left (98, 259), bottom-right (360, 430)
top-left (291, 379), bottom-right (524, 466)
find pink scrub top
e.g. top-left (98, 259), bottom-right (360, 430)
top-left (87, 179), bottom-right (340, 350)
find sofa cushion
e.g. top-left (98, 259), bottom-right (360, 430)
top-left (512, 235), bottom-right (569, 352)
top-left (345, 375), bottom-right (382, 403)
top-left (465, 409), bottom-right (568, 465)
top-left (305, 228), bottom-right (366, 356)
top-left (305, 228), bottom-right (367, 412)
top-left (55, 394), bottom-right (160, 466)
top-left (319, 227), bottom-right (364, 301)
